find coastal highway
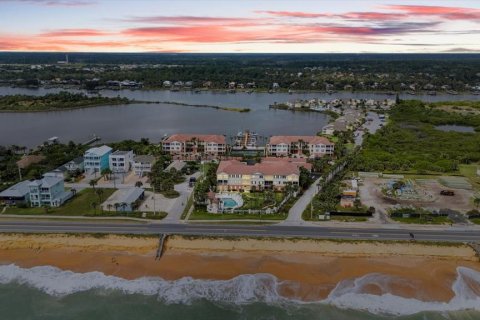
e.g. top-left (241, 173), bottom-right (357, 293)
top-left (0, 220), bottom-right (479, 242)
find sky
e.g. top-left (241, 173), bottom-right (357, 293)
top-left (0, 0), bottom-right (479, 53)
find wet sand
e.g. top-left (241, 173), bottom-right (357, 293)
top-left (0, 233), bottom-right (478, 302)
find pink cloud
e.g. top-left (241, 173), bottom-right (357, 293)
top-left (13, 0), bottom-right (95, 7)
top-left (384, 5), bottom-right (480, 21)
top-left (39, 29), bottom-right (110, 37)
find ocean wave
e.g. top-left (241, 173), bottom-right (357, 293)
top-left (0, 264), bottom-right (479, 315)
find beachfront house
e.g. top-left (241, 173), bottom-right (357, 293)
top-left (84, 145), bottom-right (112, 174)
top-left (162, 134), bottom-right (226, 158)
top-left (0, 180), bottom-right (31, 206)
top-left (133, 155), bottom-right (156, 177)
top-left (216, 158), bottom-right (311, 192)
top-left (266, 136), bottom-right (334, 158)
top-left (28, 176), bottom-right (73, 207)
top-left (64, 157), bottom-right (84, 173)
top-left (109, 150), bottom-right (134, 173)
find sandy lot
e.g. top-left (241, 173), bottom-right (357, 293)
top-left (359, 177), bottom-right (476, 215)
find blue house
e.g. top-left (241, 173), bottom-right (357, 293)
top-left (28, 176), bottom-right (72, 207)
top-left (84, 145), bottom-right (112, 174)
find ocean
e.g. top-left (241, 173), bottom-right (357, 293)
top-left (1, 264), bottom-right (479, 320)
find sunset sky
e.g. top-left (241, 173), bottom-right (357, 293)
top-left (0, 0), bottom-right (479, 53)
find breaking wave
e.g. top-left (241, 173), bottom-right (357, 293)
top-left (0, 264), bottom-right (479, 315)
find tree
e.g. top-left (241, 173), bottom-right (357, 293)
top-left (89, 179), bottom-right (97, 190)
top-left (135, 181), bottom-right (143, 188)
top-left (353, 198), bottom-right (362, 210)
top-left (96, 188), bottom-right (104, 202)
top-left (101, 168), bottom-right (112, 180)
top-left (299, 167), bottom-right (313, 190)
top-left (474, 197), bottom-right (480, 209)
top-left (107, 203), bottom-right (113, 212)
top-left (91, 202), bottom-right (97, 215)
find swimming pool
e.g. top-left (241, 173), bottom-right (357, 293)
top-left (222, 198), bottom-right (238, 208)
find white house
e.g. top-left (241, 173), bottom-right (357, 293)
top-left (133, 155), bottom-right (156, 177)
top-left (64, 157), bottom-right (84, 173)
top-left (28, 176), bottom-right (72, 207)
top-left (109, 150), bottom-right (134, 173)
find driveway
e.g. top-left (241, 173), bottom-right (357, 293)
top-left (138, 172), bottom-right (200, 222)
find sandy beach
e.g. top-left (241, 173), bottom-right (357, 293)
top-left (0, 233), bottom-right (478, 303)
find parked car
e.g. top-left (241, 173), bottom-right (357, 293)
top-left (440, 190), bottom-right (455, 196)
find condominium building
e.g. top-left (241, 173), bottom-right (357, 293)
top-left (216, 158), bottom-right (311, 192)
top-left (162, 134), bottom-right (226, 157)
top-left (109, 150), bottom-right (134, 173)
top-left (266, 136), bottom-right (334, 158)
top-left (28, 176), bottom-right (72, 207)
top-left (84, 145), bottom-right (112, 174)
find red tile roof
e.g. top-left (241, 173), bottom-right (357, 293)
top-left (217, 158), bottom-right (310, 176)
top-left (164, 134), bottom-right (226, 144)
top-left (269, 135), bottom-right (333, 146)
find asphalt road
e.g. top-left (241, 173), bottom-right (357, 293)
top-left (0, 220), bottom-right (479, 242)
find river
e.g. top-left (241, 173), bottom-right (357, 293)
top-left (0, 87), bottom-right (478, 148)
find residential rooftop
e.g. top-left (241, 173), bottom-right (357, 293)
top-left (269, 135), bottom-right (334, 145)
top-left (164, 134), bottom-right (226, 144)
top-left (0, 180), bottom-right (31, 198)
top-left (217, 158), bottom-right (306, 176)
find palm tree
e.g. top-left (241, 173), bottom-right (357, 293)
top-left (89, 179), bottom-right (97, 190)
top-left (120, 203), bottom-right (128, 215)
top-left (101, 168), bottom-right (112, 181)
top-left (107, 203), bottom-right (113, 212)
top-left (96, 188), bottom-right (104, 202)
top-left (114, 203), bottom-right (120, 212)
top-left (91, 202), bottom-right (97, 215)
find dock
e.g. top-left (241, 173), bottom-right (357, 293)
top-left (82, 134), bottom-right (101, 146)
top-left (155, 233), bottom-right (168, 260)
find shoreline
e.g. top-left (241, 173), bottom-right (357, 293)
top-left (3, 85), bottom-right (479, 96)
top-left (0, 233), bottom-right (478, 303)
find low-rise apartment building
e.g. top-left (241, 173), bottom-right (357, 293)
top-left (216, 158), bottom-right (311, 192)
top-left (162, 134), bottom-right (226, 157)
top-left (109, 150), bottom-right (134, 173)
top-left (84, 145), bottom-right (112, 174)
top-left (266, 136), bottom-right (334, 158)
top-left (28, 176), bottom-right (72, 207)
top-left (133, 155), bottom-right (156, 177)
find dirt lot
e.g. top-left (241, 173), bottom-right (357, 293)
top-left (359, 177), bottom-right (476, 214)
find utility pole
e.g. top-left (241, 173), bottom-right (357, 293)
top-left (18, 166), bottom-right (22, 180)
top-left (153, 184), bottom-right (156, 216)
top-left (310, 199), bottom-right (313, 220)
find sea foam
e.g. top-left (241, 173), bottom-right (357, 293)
top-left (0, 264), bottom-right (479, 315)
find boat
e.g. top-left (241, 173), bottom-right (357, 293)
top-left (446, 90), bottom-right (458, 95)
top-left (427, 91), bottom-right (437, 96)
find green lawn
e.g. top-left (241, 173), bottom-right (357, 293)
top-left (5, 188), bottom-right (116, 216)
top-left (469, 217), bottom-right (480, 225)
top-left (189, 209), bottom-right (286, 221)
top-left (331, 216), bottom-right (368, 222)
top-left (390, 216), bottom-right (452, 225)
top-left (241, 192), bottom-right (285, 210)
top-left (459, 164), bottom-right (480, 190)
